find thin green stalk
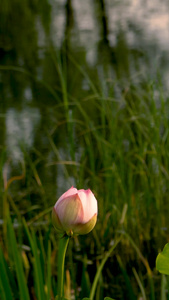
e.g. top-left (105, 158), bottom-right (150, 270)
top-left (132, 268), bottom-right (146, 300)
top-left (47, 241), bottom-right (52, 300)
top-left (89, 235), bottom-right (122, 300)
top-left (57, 235), bottom-right (70, 300)
top-left (161, 274), bottom-right (167, 300)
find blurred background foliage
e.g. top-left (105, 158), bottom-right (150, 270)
top-left (1, 0), bottom-right (169, 299)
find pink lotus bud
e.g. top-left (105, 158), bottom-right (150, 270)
top-left (52, 187), bottom-right (98, 236)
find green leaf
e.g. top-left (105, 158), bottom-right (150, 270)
top-left (156, 243), bottom-right (169, 275)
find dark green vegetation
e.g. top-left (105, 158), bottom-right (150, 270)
top-left (1, 0), bottom-right (169, 299)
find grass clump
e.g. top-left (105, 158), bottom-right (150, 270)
top-left (1, 57), bottom-right (169, 299)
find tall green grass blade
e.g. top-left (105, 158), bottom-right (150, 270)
top-left (132, 268), bottom-right (146, 300)
top-left (67, 52), bottom-right (99, 95)
top-left (23, 219), bottom-right (46, 300)
top-left (0, 279), bottom-right (6, 300)
top-left (80, 255), bottom-right (91, 299)
top-left (148, 273), bottom-right (155, 300)
top-left (7, 216), bottom-right (30, 300)
top-left (47, 240), bottom-right (52, 300)
top-left (119, 231), bottom-right (152, 274)
top-left (117, 255), bottom-right (136, 300)
top-left (89, 235), bottom-right (122, 300)
top-left (0, 247), bottom-right (13, 300)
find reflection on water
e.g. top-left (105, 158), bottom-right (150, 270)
top-left (5, 107), bottom-right (40, 162)
top-left (106, 0), bottom-right (169, 49)
top-left (50, 0), bottom-right (67, 48)
top-left (1, 0), bottom-right (169, 189)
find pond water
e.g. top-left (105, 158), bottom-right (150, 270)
top-left (1, 0), bottom-right (169, 203)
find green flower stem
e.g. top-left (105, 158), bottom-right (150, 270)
top-left (57, 235), bottom-right (70, 300)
